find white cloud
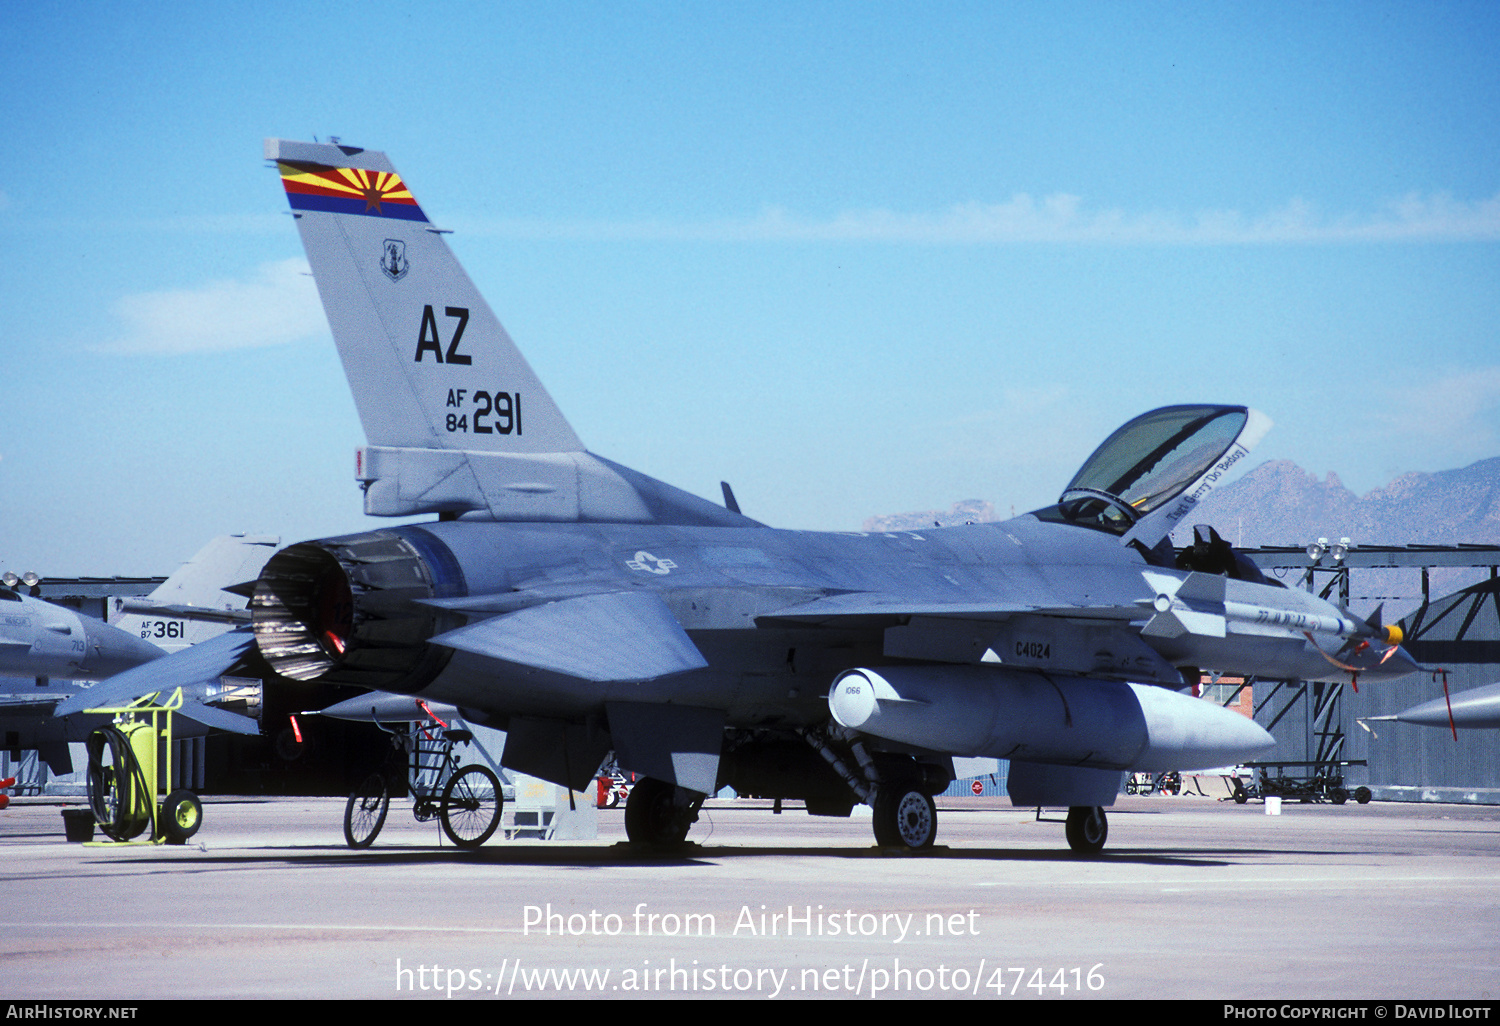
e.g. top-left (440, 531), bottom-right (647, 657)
top-left (469, 190), bottom-right (1500, 245)
top-left (94, 258), bottom-right (328, 355)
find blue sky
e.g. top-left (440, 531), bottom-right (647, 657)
top-left (3, 2), bottom-right (1498, 575)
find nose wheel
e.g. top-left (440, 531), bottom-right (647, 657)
top-left (1065, 805), bottom-right (1108, 855)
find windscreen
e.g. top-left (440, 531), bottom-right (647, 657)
top-left (1039, 405), bottom-right (1250, 534)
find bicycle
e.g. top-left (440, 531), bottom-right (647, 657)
top-left (344, 715), bottom-right (502, 850)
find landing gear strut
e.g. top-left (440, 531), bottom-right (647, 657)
top-left (1065, 805), bottom-right (1108, 855)
top-left (624, 777), bottom-right (703, 849)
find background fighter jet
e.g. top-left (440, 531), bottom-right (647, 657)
top-left (1, 586), bottom-right (163, 684)
top-left (62, 140), bottom-right (1424, 853)
top-left (8, 536), bottom-right (274, 772)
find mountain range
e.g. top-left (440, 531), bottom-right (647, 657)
top-left (865, 458), bottom-right (1500, 549)
top-left (1178, 457), bottom-right (1500, 549)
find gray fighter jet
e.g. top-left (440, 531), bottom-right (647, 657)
top-left (7, 536), bottom-right (274, 770)
top-left (61, 140), bottom-right (1423, 853)
top-left (0, 587), bottom-right (163, 683)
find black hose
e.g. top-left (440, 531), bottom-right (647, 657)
top-left (85, 725), bottom-right (156, 842)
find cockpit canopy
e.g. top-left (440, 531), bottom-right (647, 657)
top-left (1034, 405), bottom-right (1263, 538)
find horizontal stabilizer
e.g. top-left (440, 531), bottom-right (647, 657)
top-left (177, 700), bottom-right (261, 735)
top-left (116, 599), bottom-right (252, 624)
top-left (431, 591), bottom-right (708, 682)
top-left (417, 582), bottom-right (615, 616)
top-left (54, 630), bottom-right (254, 716)
top-left (315, 693), bottom-right (462, 723)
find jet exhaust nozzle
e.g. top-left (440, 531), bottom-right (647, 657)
top-left (830, 666), bottom-right (1274, 772)
top-left (252, 529), bottom-right (460, 692)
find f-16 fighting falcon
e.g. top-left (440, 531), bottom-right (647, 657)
top-left (7, 535), bottom-right (275, 771)
top-left (60, 140), bottom-right (1422, 854)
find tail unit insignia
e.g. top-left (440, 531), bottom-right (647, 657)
top-left (264, 138), bottom-right (758, 529)
top-left (276, 162), bottom-right (427, 221)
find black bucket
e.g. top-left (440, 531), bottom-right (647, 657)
top-left (61, 807), bottom-right (97, 843)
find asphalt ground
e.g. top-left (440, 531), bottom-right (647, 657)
top-left (0, 793), bottom-right (1497, 1001)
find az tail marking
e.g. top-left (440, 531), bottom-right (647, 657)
top-left (415, 304), bottom-right (472, 365)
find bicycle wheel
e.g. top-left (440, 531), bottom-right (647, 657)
top-left (441, 765), bottom-right (502, 849)
top-left (344, 772), bottom-right (390, 849)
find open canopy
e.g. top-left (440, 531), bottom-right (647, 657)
top-left (1035, 404), bottom-right (1267, 540)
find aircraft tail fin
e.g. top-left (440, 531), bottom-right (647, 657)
top-left (267, 139), bottom-right (754, 527)
top-left (110, 535), bottom-right (279, 652)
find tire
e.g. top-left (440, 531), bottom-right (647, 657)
top-left (1355, 786), bottom-right (1372, 805)
top-left (441, 765), bottom-right (502, 849)
top-left (625, 777), bottom-right (692, 848)
top-left (872, 788), bottom-right (937, 849)
top-left (344, 772), bottom-right (389, 849)
top-left (1331, 788), bottom-right (1349, 805)
top-left (1065, 806), bottom-right (1108, 855)
top-left (161, 790), bottom-right (202, 844)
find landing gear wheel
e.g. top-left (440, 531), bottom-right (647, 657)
top-left (441, 765), bottom-right (502, 849)
top-left (161, 789), bottom-right (202, 844)
top-left (1065, 805), bottom-right (1108, 855)
top-left (344, 772), bottom-right (389, 849)
top-left (625, 777), bottom-right (695, 848)
top-left (872, 788), bottom-right (937, 849)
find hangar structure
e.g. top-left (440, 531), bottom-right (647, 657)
top-left (1238, 544), bottom-right (1500, 804)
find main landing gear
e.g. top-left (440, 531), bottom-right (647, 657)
top-left (872, 787), bottom-right (938, 850)
top-left (624, 777), bottom-right (704, 850)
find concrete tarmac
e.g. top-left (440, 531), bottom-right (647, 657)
top-left (0, 794), bottom-right (1497, 1000)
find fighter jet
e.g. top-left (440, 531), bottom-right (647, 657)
top-left (61, 140), bottom-right (1422, 853)
top-left (0, 586), bottom-right (163, 684)
top-left (7, 536), bottom-right (275, 770)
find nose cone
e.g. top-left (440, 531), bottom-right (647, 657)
top-left (1394, 682), bottom-right (1500, 729)
top-left (1129, 683), bottom-right (1275, 772)
top-left (82, 620), bottom-right (166, 678)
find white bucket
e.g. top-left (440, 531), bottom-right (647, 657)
top-left (1265, 796), bottom-right (1282, 815)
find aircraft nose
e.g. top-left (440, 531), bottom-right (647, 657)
top-left (84, 621), bottom-right (166, 678)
